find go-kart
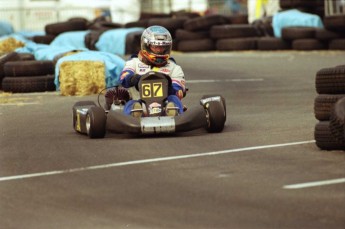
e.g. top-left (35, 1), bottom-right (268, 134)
top-left (72, 71), bottom-right (226, 138)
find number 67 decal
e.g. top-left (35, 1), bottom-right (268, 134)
top-left (141, 82), bottom-right (163, 98)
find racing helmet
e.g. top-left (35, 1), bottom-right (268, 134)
top-left (140, 25), bottom-right (172, 66)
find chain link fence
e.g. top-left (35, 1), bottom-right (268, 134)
top-left (0, 0), bottom-right (247, 32)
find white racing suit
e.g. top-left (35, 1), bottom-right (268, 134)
top-left (119, 55), bottom-right (186, 115)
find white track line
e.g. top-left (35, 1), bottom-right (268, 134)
top-left (0, 140), bottom-right (314, 182)
top-left (283, 178), bottom-right (345, 189)
top-left (0, 102), bottom-right (40, 106)
top-left (188, 79), bottom-right (264, 83)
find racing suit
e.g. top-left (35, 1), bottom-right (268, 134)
top-left (120, 55), bottom-right (186, 115)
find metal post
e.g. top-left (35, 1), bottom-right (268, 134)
top-left (19, 0), bottom-right (24, 31)
top-left (168, 0), bottom-right (172, 13)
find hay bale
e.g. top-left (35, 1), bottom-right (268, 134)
top-left (0, 37), bottom-right (25, 53)
top-left (59, 61), bottom-right (106, 96)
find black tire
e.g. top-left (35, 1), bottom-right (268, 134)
top-left (257, 37), bottom-right (291, 50)
top-left (226, 14), bottom-right (248, 24)
top-left (2, 75), bottom-right (55, 93)
top-left (183, 14), bottom-right (228, 31)
top-left (315, 66), bottom-right (345, 94)
top-left (45, 21), bottom-right (88, 36)
top-left (171, 11), bottom-right (200, 19)
top-left (0, 52), bottom-right (20, 87)
top-left (32, 35), bottom-right (56, 44)
top-left (251, 17), bottom-right (274, 37)
top-left (329, 97), bottom-right (345, 143)
top-left (175, 29), bottom-right (209, 41)
top-left (210, 24), bottom-right (258, 39)
top-left (216, 37), bottom-right (258, 51)
top-left (324, 15), bottom-right (345, 31)
top-left (315, 28), bottom-right (343, 41)
top-left (314, 94), bottom-right (345, 121)
top-left (84, 30), bottom-right (105, 50)
top-left (0, 52), bottom-right (20, 72)
top-left (281, 27), bottom-right (316, 40)
top-left (73, 101), bottom-right (97, 130)
top-left (314, 121), bottom-right (345, 150)
top-left (4, 60), bottom-right (54, 77)
top-left (204, 101), bottom-right (226, 133)
top-left (328, 39), bottom-right (345, 50)
top-left (125, 30), bottom-right (142, 55)
top-left (148, 18), bottom-right (186, 38)
top-left (292, 38), bottom-right (326, 50)
top-left (86, 106), bottom-right (106, 138)
top-left (201, 94), bottom-right (227, 121)
top-left (97, 21), bottom-right (123, 30)
top-left (177, 39), bottom-right (215, 52)
top-left (125, 19), bottom-right (149, 29)
top-left (17, 53), bottom-right (35, 61)
top-left (68, 17), bottom-right (89, 24)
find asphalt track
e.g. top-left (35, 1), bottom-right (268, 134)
top-left (1, 51), bottom-right (345, 229)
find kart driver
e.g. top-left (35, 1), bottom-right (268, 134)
top-left (119, 25), bottom-right (186, 117)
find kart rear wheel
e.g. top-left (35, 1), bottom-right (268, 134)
top-left (204, 101), bottom-right (226, 133)
top-left (86, 106), bottom-right (106, 138)
top-left (72, 101), bottom-right (96, 130)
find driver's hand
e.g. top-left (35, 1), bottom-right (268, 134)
top-left (129, 74), bottom-right (141, 88)
top-left (176, 89), bottom-right (184, 100)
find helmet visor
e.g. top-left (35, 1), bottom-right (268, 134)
top-left (149, 44), bottom-right (171, 55)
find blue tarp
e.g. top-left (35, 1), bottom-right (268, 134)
top-left (16, 31), bottom-right (45, 38)
top-left (0, 33), bottom-right (30, 43)
top-left (0, 21), bottom-right (14, 37)
top-left (14, 38), bottom-right (88, 61)
top-left (2, 27), bottom-right (131, 92)
top-left (3, 34), bottom-right (50, 57)
top-left (96, 27), bottom-right (144, 55)
top-left (50, 30), bottom-right (89, 50)
top-left (272, 9), bottom-right (324, 38)
top-left (34, 46), bottom-right (87, 61)
top-left (54, 51), bottom-right (125, 90)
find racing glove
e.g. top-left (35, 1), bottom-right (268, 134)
top-left (176, 89), bottom-right (184, 100)
top-left (129, 74), bottom-right (141, 88)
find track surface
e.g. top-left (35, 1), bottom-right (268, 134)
top-left (1, 51), bottom-right (345, 229)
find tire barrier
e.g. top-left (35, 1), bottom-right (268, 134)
top-left (314, 65), bottom-right (345, 151)
top-left (1, 1), bottom-right (345, 94)
top-left (0, 53), bottom-right (55, 92)
top-left (3, 4), bottom-right (345, 55)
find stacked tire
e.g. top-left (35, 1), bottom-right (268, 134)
top-left (176, 14), bottom-right (229, 52)
top-left (33, 17), bottom-right (89, 45)
top-left (314, 65), bottom-right (345, 150)
top-left (323, 14), bottom-right (345, 50)
top-left (85, 16), bottom-right (123, 50)
top-left (0, 52), bottom-right (21, 89)
top-left (282, 27), bottom-right (326, 50)
top-left (1, 55), bottom-right (56, 93)
top-left (212, 24), bottom-right (260, 51)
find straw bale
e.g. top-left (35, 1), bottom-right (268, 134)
top-left (0, 37), bottom-right (25, 53)
top-left (59, 61), bottom-right (106, 96)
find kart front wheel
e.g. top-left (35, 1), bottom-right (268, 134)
top-left (201, 94), bottom-right (226, 121)
top-left (73, 100), bottom-right (96, 130)
top-left (204, 101), bottom-right (226, 133)
top-left (86, 106), bottom-right (106, 138)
